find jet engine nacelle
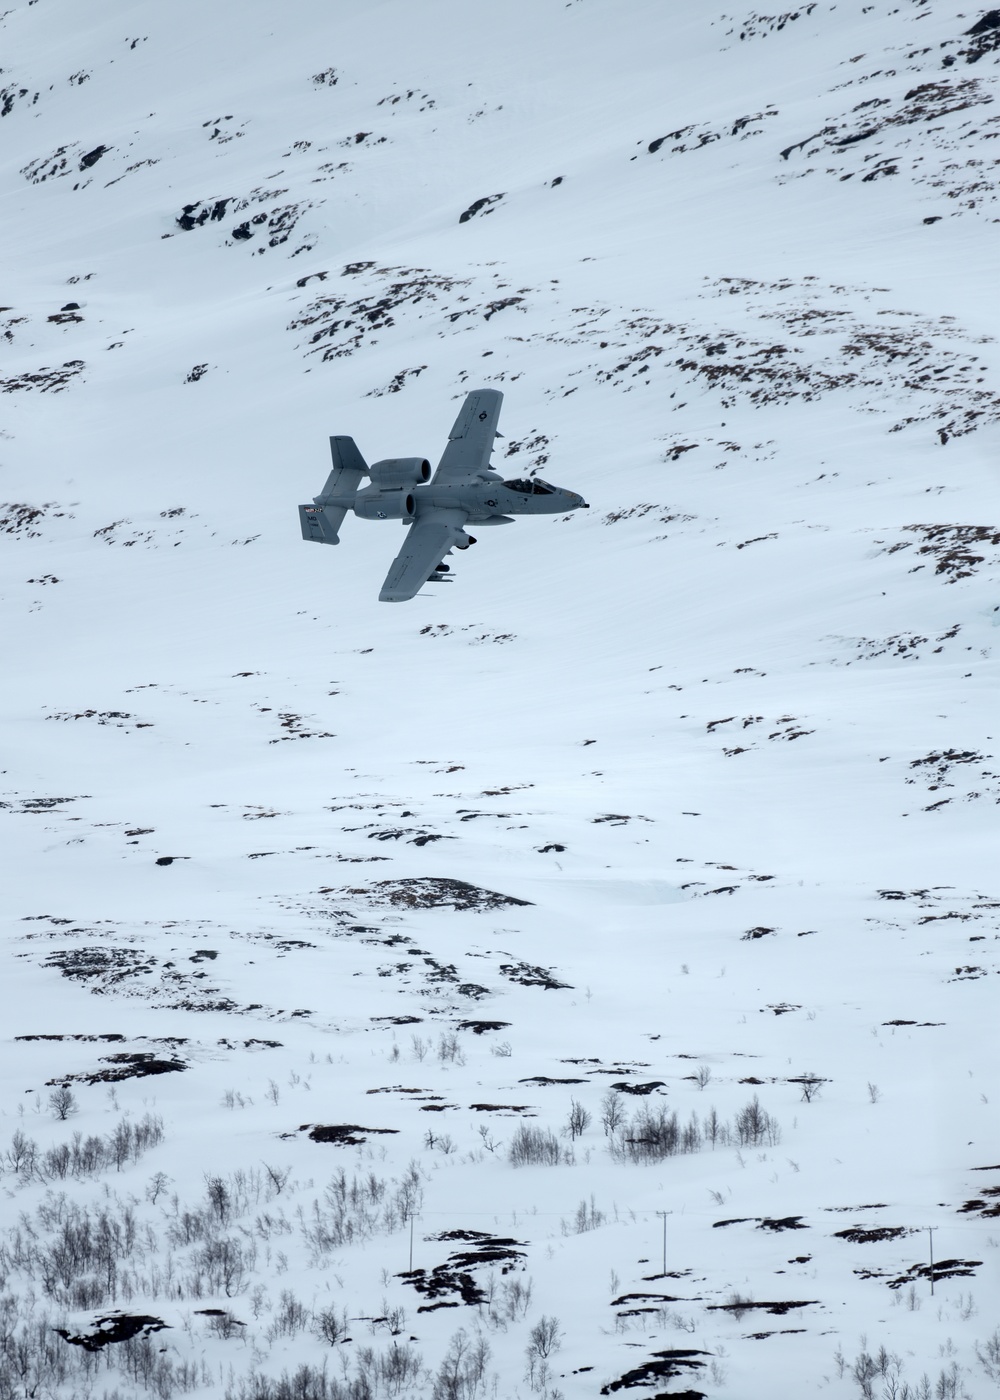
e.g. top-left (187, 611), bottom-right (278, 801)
top-left (354, 489), bottom-right (417, 522)
top-left (368, 457), bottom-right (431, 489)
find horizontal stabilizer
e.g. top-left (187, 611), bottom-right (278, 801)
top-left (299, 503), bottom-right (345, 545)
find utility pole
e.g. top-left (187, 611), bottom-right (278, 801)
top-left (408, 1211), bottom-right (416, 1272)
top-left (928, 1227), bottom-right (936, 1297)
top-left (656, 1211), bottom-right (668, 1277)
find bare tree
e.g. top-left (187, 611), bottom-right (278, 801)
top-left (526, 1316), bottom-right (562, 1392)
top-left (566, 1099), bottom-right (591, 1139)
top-left (601, 1089), bottom-right (625, 1136)
top-left (48, 1086), bottom-right (78, 1121)
top-left (263, 1162), bottom-right (292, 1195)
top-left (792, 1073), bottom-right (826, 1103)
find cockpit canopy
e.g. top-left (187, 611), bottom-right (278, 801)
top-left (502, 478), bottom-right (554, 495)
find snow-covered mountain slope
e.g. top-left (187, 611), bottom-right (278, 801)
top-left (2, 2), bottom-right (999, 1397)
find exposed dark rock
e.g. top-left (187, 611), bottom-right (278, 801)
top-left (79, 145), bottom-right (110, 169)
top-left (459, 193), bottom-right (504, 223)
top-left (43, 945), bottom-right (156, 984)
top-left (600, 1349), bottom-right (709, 1394)
top-left (303, 1123), bottom-right (399, 1145)
top-left (612, 1293), bottom-right (686, 1307)
top-left (468, 1103), bottom-right (533, 1113)
top-left (49, 1051), bottom-right (187, 1085)
top-left (55, 1314), bottom-right (168, 1351)
top-left (16, 1033), bottom-right (126, 1042)
top-left (177, 198), bottom-right (233, 230)
top-left (886, 1258), bottom-right (982, 1288)
top-left (400, 1231), bottom-right (526, 1311)
top-left (518, 1076), bottom-right (586, 1086)
top-left (333, 878), bottom-right (531, 910)
top-left (1, 361), bottom-right (85, 393)
top-left (958, 1185), bottom-right (1000, 1217)
top-left (498, 960), bottom-right (570, 989)
top-left (834, 1225), bottom-right (913, 1243)
top-left (967, 9), bottom-right (1000, 34)
top-left (707, 1299), bottom-right (819, 1315)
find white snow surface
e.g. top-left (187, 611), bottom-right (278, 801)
top-left (2, 1), bottom-right (1000, 1396)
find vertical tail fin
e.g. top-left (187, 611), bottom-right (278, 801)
top-left (317, 436), bottom-right (368, 504)
top-left (299, 436), bottom-right (368, 545)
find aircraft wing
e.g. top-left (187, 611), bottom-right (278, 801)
top-left (432, 388), bottom-right (503, 484)
top-left (379, 510), bottom-right (469, 602)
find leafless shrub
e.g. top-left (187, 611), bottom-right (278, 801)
top-left (508, 1125), bottom-right (561, 1166)
top-left (267, 1289), bottom-right (311, 1340)
top-left (204, 1309), bottom-right (245, 1340)
top-left (527, 1315), bottom-right (561, 1359)
top-left (695, 1064), bottom-right (712, 1090)
top-left (844, 1342), bottom-right (945, 1400)
top-left (355, 1340), bottom-right (422, 1395)
top-left (486, 1276), bottom-right (534, 1329)
top-left (193, 1236), bottom-right (252, 1297)
top-left (734, 1096), bottom-right (781, 1147)
top-left (725, 1290), bottom-right (753, 1320)
top-left (476, 1125), bottom-right (499, 1155)
top-left (490, 1041), bottom-right (512, 1058)
top-left (610, 1106), bottom-right (706, 1163)
top-left (432, 1328), bottom-right (490, 1400)
top-left (299, 1162), bottom-right (423, 1258)
top-left (977, 1326), bottom-right (1000, 1382)
top-left (206, 1175), bottom-right (233, 1224)
top-left (437, 1033), bottom-right (465, 1065)
top-left (704, 1106), bottom-right (724, 1149)
top-left (316, 1304), bottom-right (350, 1345)
top-left (4, 1128), bottom-right (39, 1179)
top-left (225, 1362), bottom-right (367, 1399)
top-left (570, 1196), bottom-right (604, 1233)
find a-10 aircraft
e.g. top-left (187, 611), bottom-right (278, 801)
top-left (298, 388), bottom-right (589, 601)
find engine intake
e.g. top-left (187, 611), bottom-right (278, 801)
top-left (354, 489), bottom-right (416, 521)
top-left (369, 457), bottom-right (431, 489)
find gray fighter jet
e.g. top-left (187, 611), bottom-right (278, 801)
top-left (298, 389), bottom-right (589, 601)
